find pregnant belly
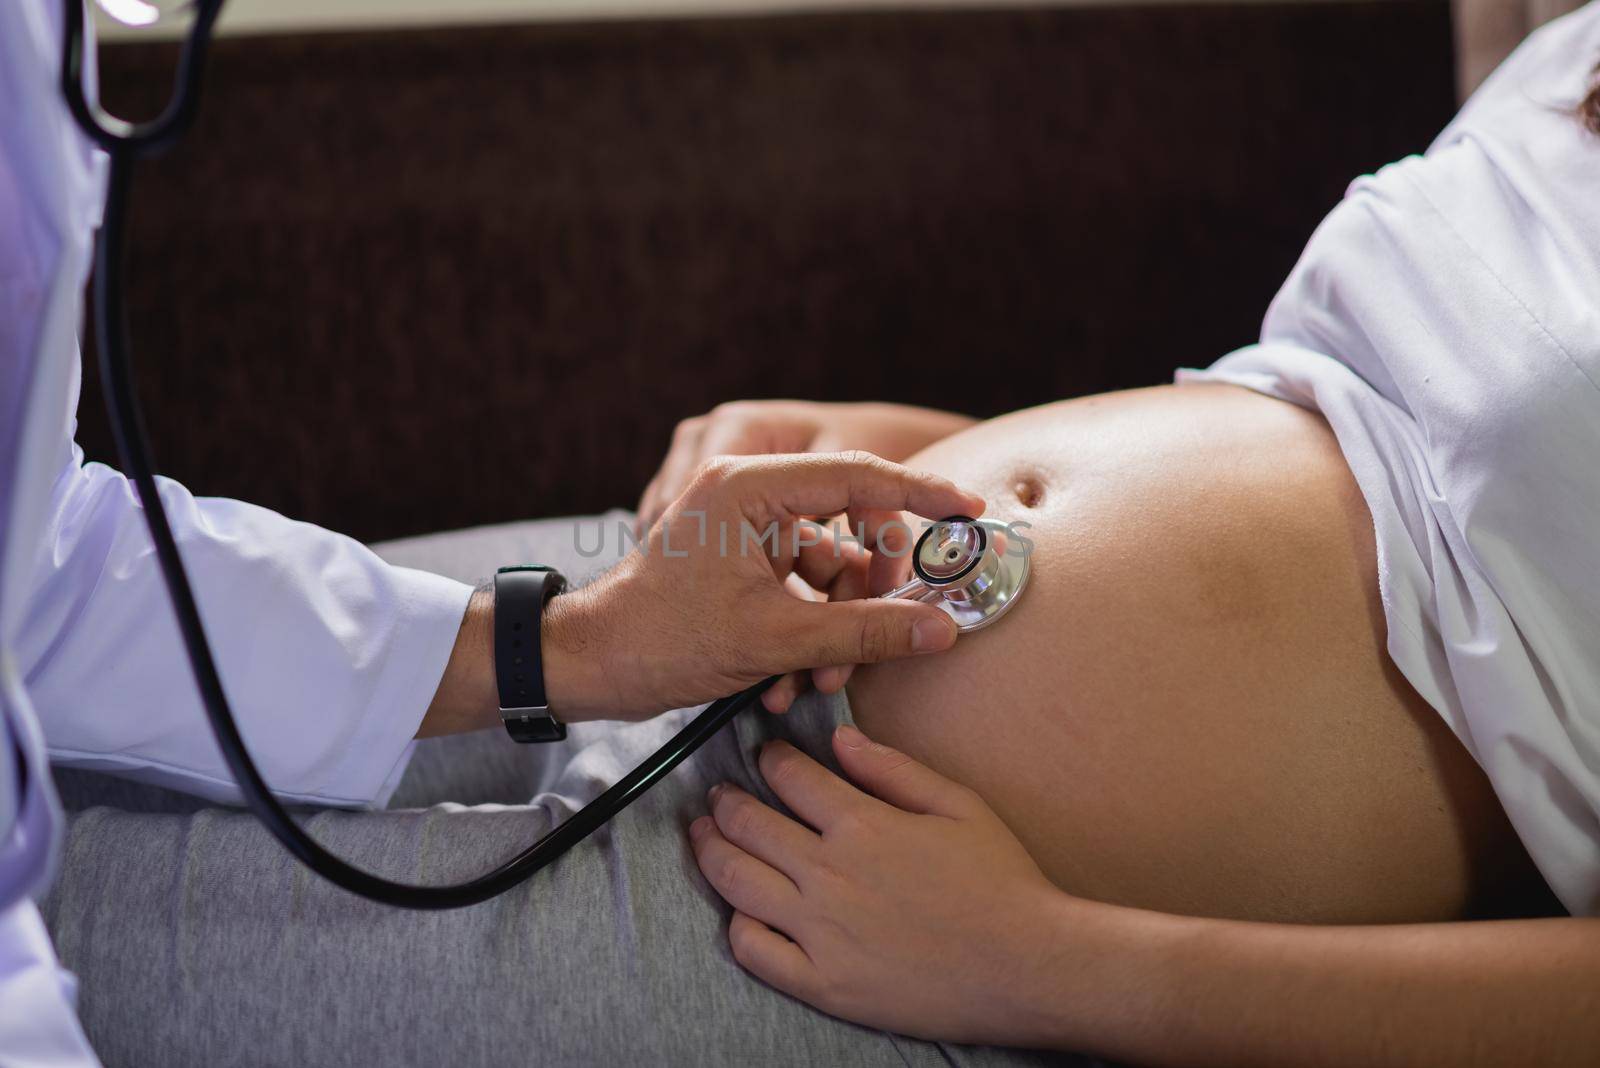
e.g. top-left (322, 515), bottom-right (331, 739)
top-left (846, 384), bottom-right (1547, 924)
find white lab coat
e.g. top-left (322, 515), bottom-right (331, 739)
top-left (0, 4), bottom-right (473, 1062)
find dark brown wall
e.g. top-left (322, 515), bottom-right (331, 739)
top-left (83, 2), bottom-right (1456, 542)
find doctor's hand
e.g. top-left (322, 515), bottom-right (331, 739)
top-left (541, 452), bottom-right (985, 721)
top-left (689, 726), bottom-right (1071, 1046)
top-left (635, 401), bottom-right (976, 536)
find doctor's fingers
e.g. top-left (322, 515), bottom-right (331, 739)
top-left (761, 671), bottom-right (812, 713)
top-left (699, 452), bottom-right (983, 533)
top-left (846, 506), bottom-right (940, 568)
top-left (770, 594), bottom-right (958, 674)
top-left (790, 526), bottom-right (870, 593)
top-left (867, 514), bottom-right (917, 596)
top-left (761, 574), bottom-right (827, 713)
top-left (640, 406), bottom-right (810, 535)
top-left (790, 535), bottom-right (867, 695)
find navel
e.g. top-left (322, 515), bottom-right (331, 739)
top-left (1012, 473), bottom-right (1046, 509)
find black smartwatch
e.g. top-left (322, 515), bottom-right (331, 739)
top-left (493, 565), bottom-right (568, 743)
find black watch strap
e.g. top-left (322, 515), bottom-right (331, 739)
top-left (493, 565), bottom-right (568, 743)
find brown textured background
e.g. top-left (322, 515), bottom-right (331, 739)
top-left (81, 1), bottom-right (1456, 543)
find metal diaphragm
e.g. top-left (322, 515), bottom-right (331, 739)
top-left (882, 516), bottom-right (1029, 633)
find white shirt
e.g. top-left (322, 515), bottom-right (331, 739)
top-left (0, 3), bottom-right (473, 1062)
top-left (1185, 4), bottom-right (1600, 912)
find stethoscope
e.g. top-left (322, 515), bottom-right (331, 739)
top-left (58, 0), bottom-right (1030, 909)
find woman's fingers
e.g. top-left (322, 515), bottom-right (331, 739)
top-left (757, 740), bottom-right (879, 832)
top-left (832, 724), bottom-right (977, 819)
top-left (633, 476), bottom-right (661, 537)
top-left (637, 415), bottom-right (710, 534)
top-left (709, 783), bottom-right (822, 873)
top-left (726, 911), bottom-right (820, 1001)
top-left (689, 816), bottom-right (802, 927)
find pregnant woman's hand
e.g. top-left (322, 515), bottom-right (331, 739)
top-left (689, 724), bottom-right (1075, 1046)
top-left (636, 401), bottom-right (975, 536)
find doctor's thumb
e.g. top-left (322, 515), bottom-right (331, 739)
top-left (783, 598), bottom-right (958, 669)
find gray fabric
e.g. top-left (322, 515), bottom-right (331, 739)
top-left (40, 515), bottom-right (1095, 1067)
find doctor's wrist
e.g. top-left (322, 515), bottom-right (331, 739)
top-left (418, 585), bottom-right (502, 737)
top-left (539, 580), bottom-right (630, 723)
top-left (419, 576), bottom-right (628, 738)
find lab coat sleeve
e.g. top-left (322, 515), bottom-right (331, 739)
top-left (18, 443), bottom-right (474, 808)
top-left (0, 901), bottom-right (100, 1067)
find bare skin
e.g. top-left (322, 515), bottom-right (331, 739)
top-left (417, 451), bottom-right (983, 733)
top-left (690, 727), bottom-right (1600, 1066)
top-left (616, 396), bottom-right (1591, 1060)
top-left (665, 391), bottom-right (1594, 1064)
top-left (523, 389), bottom-right (1594, 1061)
top-left (847, 383), bottom-right (1551, 923)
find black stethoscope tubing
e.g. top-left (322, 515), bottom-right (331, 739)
top-left (59, 0), bottom-right (773, 909)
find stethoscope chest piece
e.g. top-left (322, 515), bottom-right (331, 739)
top-left (881, 516), bottom-right (1029, 633)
